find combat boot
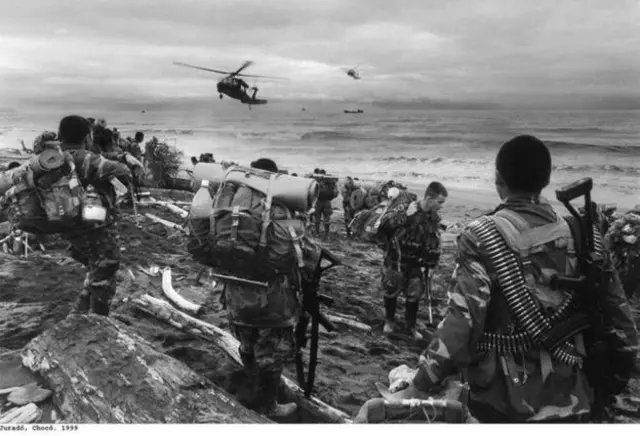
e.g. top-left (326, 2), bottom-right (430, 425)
top-left (68, 290), bottom-right (91, 315)
top-left (314, 222), bottom-right (321, 236)
top-left (405, 301), bottom-right (423, 340)
top-left (260, 371), bottom-right (297, 422)
top-left (383, 297), bottom-right (397, 334)
top-left (90, 294), bottom-right (111, 317)
top-left (323, 223), bottom-right (330, 239)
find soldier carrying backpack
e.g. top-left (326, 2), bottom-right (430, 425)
top-left (187, 157), bottom-right (326, 421)
top-left (309, 168), bottom-right (338, 239)
top-left (0, 116), bottom-right (132, 317)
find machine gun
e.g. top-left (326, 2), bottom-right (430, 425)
top-left (550, 177), bottom-right (613, 422)
top-left (295, 246), bottom-right (341, 398)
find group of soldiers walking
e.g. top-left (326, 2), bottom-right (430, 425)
top-left (1, 119), bottom-right (638, 424)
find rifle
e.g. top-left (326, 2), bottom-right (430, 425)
top-left (295, 246), bottom-right (341, 398)
top-left (421, 267), bottom-right (434, 325)
top-left (550, 177), bottom-right (612, 422)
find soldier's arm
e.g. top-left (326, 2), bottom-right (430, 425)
top-left (412, 229), bottom-right (492, 390)
top-left (82, 152), bottom-right (132, 184)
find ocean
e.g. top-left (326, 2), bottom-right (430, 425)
top-left (1, 101), bottom-right (639, 207)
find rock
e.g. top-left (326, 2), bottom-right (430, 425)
top-left (8, 382), bottom-right (52, 406)
top-left (0, 350), bottom-right (40, 391)
top-left (21, 314), bottom-right (270, 424)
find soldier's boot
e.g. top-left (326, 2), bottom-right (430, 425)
top-left (405, 301), bottom-right (423, 340)
top-left (314, 221), bottom-right (321, 236)
top-left (69, 290), bottom-right (91, 315)
top-left (383, 297), bottom-right (397, 334)
top-left (90, 294), bottom-right (111, 317)
top-left (323, 223), bottom-right (330, 239)
top-left (261, 371), bottom-right (297, 421)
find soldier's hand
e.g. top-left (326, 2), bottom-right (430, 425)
top-left (388, 364), bottom-right (419, 393)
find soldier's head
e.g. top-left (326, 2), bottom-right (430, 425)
top-left (191, 156), bottom-right (198, 166)
top-left (135, 131), bottom-right (144, 143)
top-left (58, 115), bottom-right (92, 148)
top-left (495, 135), bottom-right (551, 200)
top-left (344, 176), bottom-right (355, 189)
top-left (422, 181), bottom-right (448, 212)
top-left (251, 158), bottom-right (278, 173)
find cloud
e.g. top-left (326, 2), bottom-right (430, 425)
top-left (1, 0), bottom-right (639, 109)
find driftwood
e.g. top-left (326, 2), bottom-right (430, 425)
top-left (0, 403), bottom-right (41, 424)
top-left (161, 268), bottom-right (203, 315)
top-left (144, 213), bottom-right (186, 232)
top-left (21, 314), bottom-right (270, 423)
top-left (149, 200), bottom-right (189, 219)
top-left (132, 294), bottom-right (352, 423)
top-left (325, 313), bottom-right (372, 332)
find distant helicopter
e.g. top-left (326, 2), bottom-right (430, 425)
top-left (342, 66), bottom-right (361, 80)
top-left (173, 61), bottom-right (284, 107)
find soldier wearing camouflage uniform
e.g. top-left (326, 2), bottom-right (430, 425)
top-left (383, 135), bottom-right (639, 423)
top-left (57, 115), bottom-right (132, 317)
top-left (224, 157), bottom-right (299, 421)
top-left (378, 182), bottom-right (448, 340)
top-left (341, 176), bottom-right (358, 237)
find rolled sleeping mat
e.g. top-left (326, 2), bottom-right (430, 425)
top-left (222, 166), bottom-right (319, 213)
top-left (349, 187), bottom-right (367, 211)
top-left (191, 162), bottom-right (227, 193)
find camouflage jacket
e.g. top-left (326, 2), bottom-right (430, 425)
top-left (61, 143), bottom-right (132, 226)
top-left (412, 196), bottom-right (639, 422)
top-left (378, 202), bottom-right (442, 269)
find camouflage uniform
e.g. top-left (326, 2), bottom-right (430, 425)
top-left (223, 273), bottom-right (300, 415)
top-left (410, 196), bottom-right (639, 423)
top-left (378, 202), bottom-right (442, 336)
top-left (61, 144), bottom-right (132, 316)
top-left (341, 183), bottom-right (357, 236)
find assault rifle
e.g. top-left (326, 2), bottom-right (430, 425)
top-left (295, 246), bottom-right (341, 398)
top-left (421, 267), bottom-right (434, 325)
top-left (550, 177), bottom-right (612, 422)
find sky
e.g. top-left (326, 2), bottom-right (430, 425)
top-left (1, 0), bottom-right (640, 109)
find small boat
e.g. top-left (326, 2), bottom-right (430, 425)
top-left (344, 108), bottom-right (364, 114)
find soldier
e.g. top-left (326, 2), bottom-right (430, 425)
top-left (57, 115), bottom-right (132, 316)
top-left (223, 157), bottom-right (298, 421)
top-left (340, 176), bottom-right (359, 237)
top-left (309, 169), bottom-right (339, 239)
top-left (378, 181), bottom-right (448, 340)
top-left (376, 135), bottom-right (639, 423)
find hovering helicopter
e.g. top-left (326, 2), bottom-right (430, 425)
top-left (342, 66), bottom-right (361, 80)
top-left (173, 60), bottom-right (283, 107)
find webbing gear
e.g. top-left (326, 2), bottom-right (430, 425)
top-left (469, 215), bottom-right (584, 366)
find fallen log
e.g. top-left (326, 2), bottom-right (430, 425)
top-left (21, 314), bottom-right (270, 424)
top-left (0, 403), bottom-right (41, 424)
top-left (161, 268), bottom-right (203, 315)
top-left (144, 213), bottom-right (186, 232)
top-left (325, 314), bottom-right (371, 333)
top-left (131, 294), bottom-right (352, 423)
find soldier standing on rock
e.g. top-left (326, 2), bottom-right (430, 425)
top-left (377, 182), bottom-right (448, 340)
top-left (58, 115), bottom-right (132, 316)
top-left (373, 135), bottom-right (639, 423)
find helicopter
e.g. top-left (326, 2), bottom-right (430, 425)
top-left (173, 60), bottom-right (283, 107)
top-left (342, 66), bottom-right (361, 80)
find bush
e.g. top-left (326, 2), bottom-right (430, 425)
top-left (144, 137), bottom-right (185, 187)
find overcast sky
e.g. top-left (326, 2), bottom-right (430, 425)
top-left (1, 0), bottom-right (639, 109)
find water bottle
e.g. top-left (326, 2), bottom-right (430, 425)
top-left (191, 179), bottom-right (213, 219)
top-left (187, 180), bottom-right (213, 257)
top-left (82, 185), bottom-right (107, 223)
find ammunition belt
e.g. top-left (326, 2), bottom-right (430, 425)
top-left (470, 216), bottom-right (584, 367)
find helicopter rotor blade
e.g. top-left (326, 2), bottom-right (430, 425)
top-left (173, 62), bottom-right (235, 75)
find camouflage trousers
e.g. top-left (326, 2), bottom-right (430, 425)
top-left (381, 265), bottom-right (426, 303)
top-left (65, 225), bottom-right (121, 316)
top-left (343, 203), bottom-right (355, 227)
top-left (313, 200), bottom-right (333, 225)
top-left (232, 325), bottom-right (295, 375)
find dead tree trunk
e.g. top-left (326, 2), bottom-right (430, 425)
top-left (21, 314), bottom-right (270, 424)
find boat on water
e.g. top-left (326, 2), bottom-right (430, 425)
top-left (344, 108), bottom-right (364, 114)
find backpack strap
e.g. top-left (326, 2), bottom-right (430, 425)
top-left (230, 205), bottom-right (240, 242)
top-left (259, 174), bottom-right (276, 248)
